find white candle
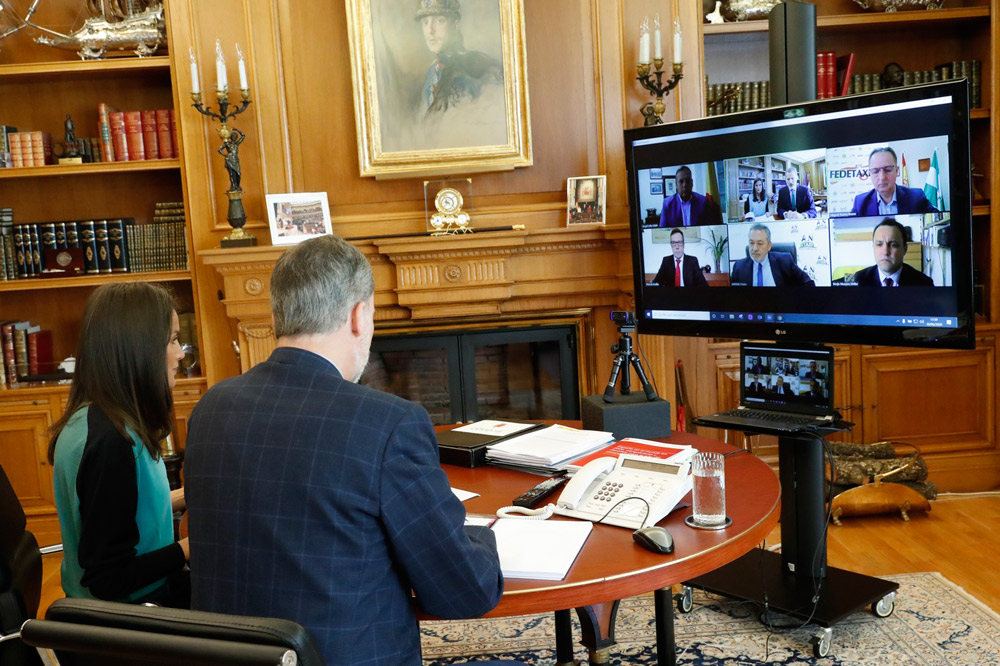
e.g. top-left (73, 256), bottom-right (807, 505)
top-left (673, 19), bottom-right (683, 64)
top-left (235, 43), bottom-right (248, 90)
top-left (215, 39), bottom-right (228, 91)
top-left (640, 32), bottom-right (650, 64)
top-left (189, 47), bottom-right (200, 94)
top-left (653, 14), bottom-right (662, 61)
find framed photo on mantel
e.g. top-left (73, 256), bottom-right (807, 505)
top-left (345, 0), bottom-right (532, 179)
top-left (265, 192), bottom-right (333, 246)
top-left (567, 176), bottom-right (607, 226)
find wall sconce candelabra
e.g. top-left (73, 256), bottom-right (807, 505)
top-left (190, 41), bottom-right (256, 247)
top-left (636, 14), bottom-right (684, 126)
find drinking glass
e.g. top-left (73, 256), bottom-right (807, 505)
top-left (691, 451), bottom-right (727, 527)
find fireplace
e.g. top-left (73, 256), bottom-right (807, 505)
top-left (360, 324), bottom-right (580, 425)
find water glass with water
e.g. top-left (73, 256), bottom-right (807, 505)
top-left (691, 452), bottom-right (726, 527)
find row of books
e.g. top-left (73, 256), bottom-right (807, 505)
top-left (1, 320), bottom-right (54, 387)
top-left (0, 209), bottom-right (189, 280)
top-left (98, 105), bottom-right (178, 162)
top-left (849, 60), bottom-right (982, 108)
top-left (705, 80), bottom-right (770, 116)
top-left (1, 130), bottom-right (54, 168)
top-left (706, 58), bottom-right (982, 117)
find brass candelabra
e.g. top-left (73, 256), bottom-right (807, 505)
top-left (191, 87), bottom-right (255, 247)
top-left (637, 59), bottom-right (684, 126)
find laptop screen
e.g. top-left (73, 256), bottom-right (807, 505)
top-left (740, 341), bottom-right (835, 416)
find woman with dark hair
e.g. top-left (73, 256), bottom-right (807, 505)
top-left (744, 177), bottom-right (769, 219)
top-left (49, 282), bottom-right (189, 607)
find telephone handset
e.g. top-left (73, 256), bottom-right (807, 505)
top-left (555, 454), bottom-right (692, 529)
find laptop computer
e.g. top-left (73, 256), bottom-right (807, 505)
top-left (693, 341), bottom-right (841, 434)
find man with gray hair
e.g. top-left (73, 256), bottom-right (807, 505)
top-left (730, 223), bottom-right (815, 287)
top-left (184, 235), bottom-right (508, 666)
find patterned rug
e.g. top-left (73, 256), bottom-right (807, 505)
top-left (421, 572), bottom-right (1000, 665)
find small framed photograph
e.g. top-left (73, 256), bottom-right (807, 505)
top-left (663, 175), bottom-right (677, 197)
top-left (650, 167), bottom-right (662, 179)
top-left (567, 175), bottom-right (607, 226)
top-left (650, 181), bottom-right (663, 196)
top-left (265, 192), bottom-right (333, 246)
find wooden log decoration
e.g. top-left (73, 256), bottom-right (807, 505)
top-left (829, 440), bottom-right (933, 525)
top-left (832, 453), bottom-right (928, 486)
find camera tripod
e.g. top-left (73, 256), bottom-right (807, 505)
top-left (603, 325), bottom-right (658, 403)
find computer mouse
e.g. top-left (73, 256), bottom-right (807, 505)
top-left (632, 526), bottom-right (674, 554)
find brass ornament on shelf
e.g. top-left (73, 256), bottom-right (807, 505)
top-left (850, 0), bottom-right (944, 11)
top-left (718, 0), bottom-right (781, 22)
top-left (429, 187), bottom-right (472, 235)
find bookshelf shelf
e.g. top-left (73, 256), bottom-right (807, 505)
top-left (702, 7), bottom-right (989, 36)
top-left (0, 270), bottom-right (191, 293)
top-left (0, 56), bottom-right (171, 80)
top-left (0, 159), bottom-right (181, 179)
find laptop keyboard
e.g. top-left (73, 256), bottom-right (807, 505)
top-left (717, 408), bottom-right (816, 424)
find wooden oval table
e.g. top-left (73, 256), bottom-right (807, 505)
top-left (438, 430), bottom-right (780, 666)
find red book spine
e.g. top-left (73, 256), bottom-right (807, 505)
top-left (155, 109), bottom-right (173, 159)
top-left (140, 110), bottom-right (159, 160)
top-left (123, 110), bottom-right (144, 161)
top-left (28, 329), bottom-right (53, 376)
top-left (109, 111), bottom-right (128, 161)
top-left (826, 52), bottom-right (837, 99)
top-left (169, 109), bottom-right (178, 160)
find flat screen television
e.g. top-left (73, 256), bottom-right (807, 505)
top-left (624, 80), bottom-right (974, 349)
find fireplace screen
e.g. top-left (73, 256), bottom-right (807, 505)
top-left (360, 325), bottom-right (580, 425)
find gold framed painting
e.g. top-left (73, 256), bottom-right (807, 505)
top-left (346, 0), bottom-right (532, 179)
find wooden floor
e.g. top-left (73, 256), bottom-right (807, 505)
top-left (37, 493), bottom-right (1000, 617)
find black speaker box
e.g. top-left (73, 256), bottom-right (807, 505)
top-left (581, 393), bottom-right (672, 440)
top-left (769, 0), bottom-right (816, 105)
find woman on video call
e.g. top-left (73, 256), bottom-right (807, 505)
top-left (49, 282), bottom-right (190, 607)
top-left (744, 178), bottom-right (770, 219)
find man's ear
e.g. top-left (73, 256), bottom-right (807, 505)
top-left (349, 301), bottom-right (366, 337)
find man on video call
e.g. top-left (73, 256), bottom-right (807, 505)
top-left (850, 147), bottom-right (939, 216)
top-left (183, 235), bottom-right (509, 666)
top-left (775, 167), bottom-right (817, 219)
top-left (658, 165), bottom-right (723, 227)
top-left (772, 375), bottom-right (794, 395)
top-left (730, 223), bottom-right (815, 287)
top-left (747, 374), bottom-right (766, 397)
top-left (652, 228), bottom-right (709, 287)
top-left (853, 217), bottom-right (934, 286)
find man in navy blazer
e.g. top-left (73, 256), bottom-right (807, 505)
top-left (852, 217), bottom-right (934, 286)
top-left (652, 228), bottom-right (709, 286)
top-left (183, 236), bottom-right (508, 666)
top-left (850, 147), bottom-right (939, 216)
top-left (775, 167), bottom-right (817, 219)
top-left (730, 223), bottom-right (815, 287)
top-left (659, 165), bottom-right (723, 227)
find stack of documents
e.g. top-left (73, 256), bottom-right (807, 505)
top-left (491, 518), bottom-right (593, 580)
top-left (486, 424), bottom-right (613, 472)
top-left (564, 437), bottom-right (696, 472)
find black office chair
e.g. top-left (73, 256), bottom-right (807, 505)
top-left (21, 597), bottom-right (326, 666)
top-left (0, 463), bottom-right (45, 666)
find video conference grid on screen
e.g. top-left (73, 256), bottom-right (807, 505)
top-left (631, 93), bottom-right (965, 333)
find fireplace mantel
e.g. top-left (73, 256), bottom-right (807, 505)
top-left (201, 225), bottom-right (638, 378)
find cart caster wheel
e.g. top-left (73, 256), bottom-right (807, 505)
top-left (811, 628), bottom-right (832, 659)
top-left (675, 586), bottom-right (694, 614)
top-left (872, 592), bottom-right (896, 618)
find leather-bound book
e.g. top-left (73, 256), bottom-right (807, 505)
top-left (123, 111), bottom-right (144, 161)
top-left (78, 220), bottom-right (100, 274)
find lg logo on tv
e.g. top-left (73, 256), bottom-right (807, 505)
top-left (775, 329), bottom-right (787, 336)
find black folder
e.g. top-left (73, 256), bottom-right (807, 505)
top-left (437, 420), bottom-right (545, 468)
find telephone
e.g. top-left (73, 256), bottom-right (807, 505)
top-left (554, 454), bottom-right (692, 529)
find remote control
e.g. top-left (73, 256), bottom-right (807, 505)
top-left (512, 476), bottom-right (568, 508)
